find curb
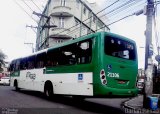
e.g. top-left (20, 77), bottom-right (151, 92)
top-left (122, 95), bottom-right (143, 110)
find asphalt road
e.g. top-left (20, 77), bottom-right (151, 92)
top-left (0, 86), bottom-right (128, 114)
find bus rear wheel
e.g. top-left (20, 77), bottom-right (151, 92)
top-left (44, 83), bottom-right (53, 98)
top-left (14, 80), bottom-right (20, 91)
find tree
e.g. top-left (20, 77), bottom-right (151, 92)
top-left (0, 50), bottom-right (7, 72)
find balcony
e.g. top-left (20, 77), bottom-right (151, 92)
top-left (50, 6), bottom-right (73, 16)
top-left (49, 28), bottom-right (72, 39)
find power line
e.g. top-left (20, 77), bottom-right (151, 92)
top-left (21, 0), bottom-right (34, 12)
top-left (38, 0), bottom-right (145, 48)
top-left (58, 0), bottom-right (140, 35)
top-left (77, 13), bottom-right (136, 38)
top-left (14, 0), bottom-right (37, 23)
top-left (53, 0), bottom-right (120, 36)
top-left (20, 0), bottom-right (55, 33)
top-left (107, 13), bottom-right (135, 26)
top-left (38, 0), bottom-right (120, 45)
top-left (55, 0), bottom-right (140, 36)
top-left (30, 0), bottom-right (42, 12)
top-left (39, 0), bottom-right (140, 46)
top-left (101, 0), bottom-right (139, 19)
top-left (108, 0), bottom-right (146, 20)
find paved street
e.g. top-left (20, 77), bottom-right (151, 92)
top-left (0, 86), bottom-right (128, 114)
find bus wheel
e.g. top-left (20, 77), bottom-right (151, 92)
top-left (14, 80), bottom-right (20, 91)
top-left (44, 82), bottom-right (53, 98)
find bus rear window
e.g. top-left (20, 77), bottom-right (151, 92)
top-left (105, 36), bottom-right (136, 60)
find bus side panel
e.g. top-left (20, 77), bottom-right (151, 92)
top-left (92, 33), bottom-right (105, 96)
top-left (19, 69), bottom-right (45, 92)
top-left (43, 72), bottom-right (93, 96)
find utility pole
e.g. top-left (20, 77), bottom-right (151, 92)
top-left (143, 0), bottom-right (155, 107)
top-left (26, 25), bottom-right (38, 33)
top-left (145, 0), bottom-right (154, 70)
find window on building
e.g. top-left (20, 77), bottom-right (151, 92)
top-left (59, 17), bottom-right (65, 28)
top-left (92, 15), bottom-right (96, 23)
top-left (61, 0), bottom-right (66, 6)
top-left (56, 40), bottom-right (63, 43)
top-left (76, 0), bottom-right (79, 8)
top-left (97, 21), bottom-right (103, 30)
top-left (75, 19), bottom-right (79, 26)
top-left (82, 25), bottom-right (86, 30)
top-left (83, 7), bottom-right (86, 15)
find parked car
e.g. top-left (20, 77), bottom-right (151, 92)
top-left (0, 77), bottom-right (10, 85)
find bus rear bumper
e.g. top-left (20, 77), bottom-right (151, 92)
top-left (96, 86), bottom-right (138, 97)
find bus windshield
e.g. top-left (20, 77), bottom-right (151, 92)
top-left (105, 36), bottom-right (136, 60)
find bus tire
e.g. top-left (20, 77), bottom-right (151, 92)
top-left (44, 81), bottom-right (53, 99)
top-left (14, 80), bottom-right (20, 91)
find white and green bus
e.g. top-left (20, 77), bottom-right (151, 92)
top-left (9, 32), bottom-right (138, 98)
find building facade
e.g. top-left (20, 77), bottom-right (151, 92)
top-left (36, 0), bottom-right (109, 51)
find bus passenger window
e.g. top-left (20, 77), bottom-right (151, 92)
top-left (20, 58), bottom-right (27, 70)
top-left (15, 59), bottom-right (21, 71)
top-left (58, 44), bottom-right (77, 66)
top-left (46, 49), bottom-right (59, 67)
top-left (27, 56), bottom-right (35, 69)
top-left (36, 52), bottom-right (46, 68)
top-left (9, 62), bottom-right (14, 72)
top-left (77, 39), bottom-right (92, 64)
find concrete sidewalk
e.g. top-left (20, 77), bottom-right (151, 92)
top-left (124, 95), bottom-right (143, 109)
top-left (123, 95), bottom-right (160, 114)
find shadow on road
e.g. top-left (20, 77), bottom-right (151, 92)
top-left (13, 89), bottom-right (124, 114)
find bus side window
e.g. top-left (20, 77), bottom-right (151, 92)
top-left (15, 59), bottom-right (20, 71)
top-left (77, 39), bottom-right (92, 64)
top-left (27, 56), bottom-right (35, 69)
top-left (59, 44), bottom-right (77, 65)
top-left (20, 58), bottom-right (27, 70)
top-left (9, 62), bottom-right (14, 72)
top-left (46, 49), bottom-right (59, 67)
top-left (11, 61), bottom-right (16, 71)
top-left (36, 52), bottom-right (46, 68)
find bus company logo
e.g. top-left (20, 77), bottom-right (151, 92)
top-left (78, 74), bottom-right (83, 82)
top-left (26, 72), bottom-right (36, 80)
top-left (107, 65), bottom-right (112, 71)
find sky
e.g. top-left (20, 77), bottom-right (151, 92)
top-left (0, 0), bottom-right (159, 69)
top-left (0, 0), bottom-right (36, 61)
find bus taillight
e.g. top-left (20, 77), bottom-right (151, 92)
top-left (100, 69), bottom-right (107, 85)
